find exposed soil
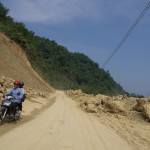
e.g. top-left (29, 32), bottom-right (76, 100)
top-left (0, 32), bottom-right (54, 93)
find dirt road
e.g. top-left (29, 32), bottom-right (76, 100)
top-left (0, 91), bottom-right (133, 150)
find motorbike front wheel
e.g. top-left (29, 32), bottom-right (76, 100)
top-left (0, 107), bottom-right (7, 125)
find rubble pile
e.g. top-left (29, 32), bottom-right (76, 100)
top-left (66, 90), bottom-right (150, 122)
top-left (0, 76), bottom-right (48, 101)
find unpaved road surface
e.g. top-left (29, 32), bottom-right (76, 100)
top-left (0, 91), bottom-right (133, 150)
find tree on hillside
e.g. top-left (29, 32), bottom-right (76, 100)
top-left (0, 2), bottom-right (9, 20)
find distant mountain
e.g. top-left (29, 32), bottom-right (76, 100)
top-left (0, 2), bottom-right (126, 95)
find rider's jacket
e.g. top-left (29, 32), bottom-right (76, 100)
top-left (5, 88), bottom-right (23, 103)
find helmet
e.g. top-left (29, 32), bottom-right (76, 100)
top-left (14, 81), bottom-right (20, 85)
top-left (19, 81), bottom-right (24, 87)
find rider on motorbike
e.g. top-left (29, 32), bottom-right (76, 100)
top-left (5, 81), bottom-right (23, 118)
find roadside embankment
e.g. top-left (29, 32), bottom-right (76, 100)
top-left (0, 32), bottom-right (55, 93)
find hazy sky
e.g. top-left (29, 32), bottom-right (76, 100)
top-left (1, 0), bottom-right (150, 97)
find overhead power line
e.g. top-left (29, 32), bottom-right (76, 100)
top-left (102, 2), bottom-right (150, 69)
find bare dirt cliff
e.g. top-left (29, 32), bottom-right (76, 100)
top-left (0, 32), bottom-right (54, 93)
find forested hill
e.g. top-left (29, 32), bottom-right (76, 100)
top-left (0, 2), bottom-right (125, 95)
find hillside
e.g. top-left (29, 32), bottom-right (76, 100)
top-left (0, 2), bottom-right (125, 95)
top-left (0, 32), bottom-right (54, 93)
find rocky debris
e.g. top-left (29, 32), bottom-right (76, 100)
top-left (0, 93), bottom-right (3, 99)
top-left (80, 97), bottom-right (102, 113)
top-left (86, 103), bottom-right (98, 113)
top-left (112, 95), bottom-right (123, 101)
top-left (66, 90), bottom-right (127, 114)
top-left (143, 104), bottom-right (150, 121)
top-left (123, 93), bottom-right (128, 99)
top-left (65, 90), bottom-right (150, 123)
top-left (133, 98), bottom-right (148, 112)
top-left (65, 90), bottom-right (150, 149)
top-left (121, 98), bottom-right (137, 111)
top-left (72, 89), bottom-right (83, 95)
top-left (104, 100), bottom-right (126, 114)
top-left (0, 76), bottom-right (48, 102)
top-left (148, 96), bottom-right (150, 102)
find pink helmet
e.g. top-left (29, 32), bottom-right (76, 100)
top-left (14, 81), bottom-right (20, 85)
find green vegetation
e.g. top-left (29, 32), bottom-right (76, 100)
top-left (0, 2), bottom-right (126, 96)
top-left (125, 92), bottom-right (144, 98)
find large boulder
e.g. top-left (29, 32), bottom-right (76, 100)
top-left (134, 98), bottom-right (148, 112)
top-left (143, 104), bottom-right (150, 121)
top-left (86, 103), bottom-right (98, 113)
top-left (80, 99), bottom-right (88, 110)
top-left (72, 89), bottom-right (82, 95)
top-left (101, 97), bottom-right (111, 105)
top-left (123, 93), bottom-right (128, 99)
top-left (122, 98), bottom-right (137, 111)
top-left (104, 100), bottom-right (126, 113)
top-left (79, 97), bottom-right (101, 113)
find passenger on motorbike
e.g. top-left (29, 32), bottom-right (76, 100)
top-left (19, 81), bottom-right (25, 111)
top-left (5, 81), bottom-right (23, 118)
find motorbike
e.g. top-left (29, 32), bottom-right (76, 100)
top-left (0, 90), bottom-right (21, 125)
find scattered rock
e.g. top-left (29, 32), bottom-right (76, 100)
top-left (0, 76), bottom-right (47, 98)
top-left (66, 90), bottom-right (150, 123)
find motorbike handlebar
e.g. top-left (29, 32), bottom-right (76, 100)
top-left (5, 96), bottom-right (15, 100)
